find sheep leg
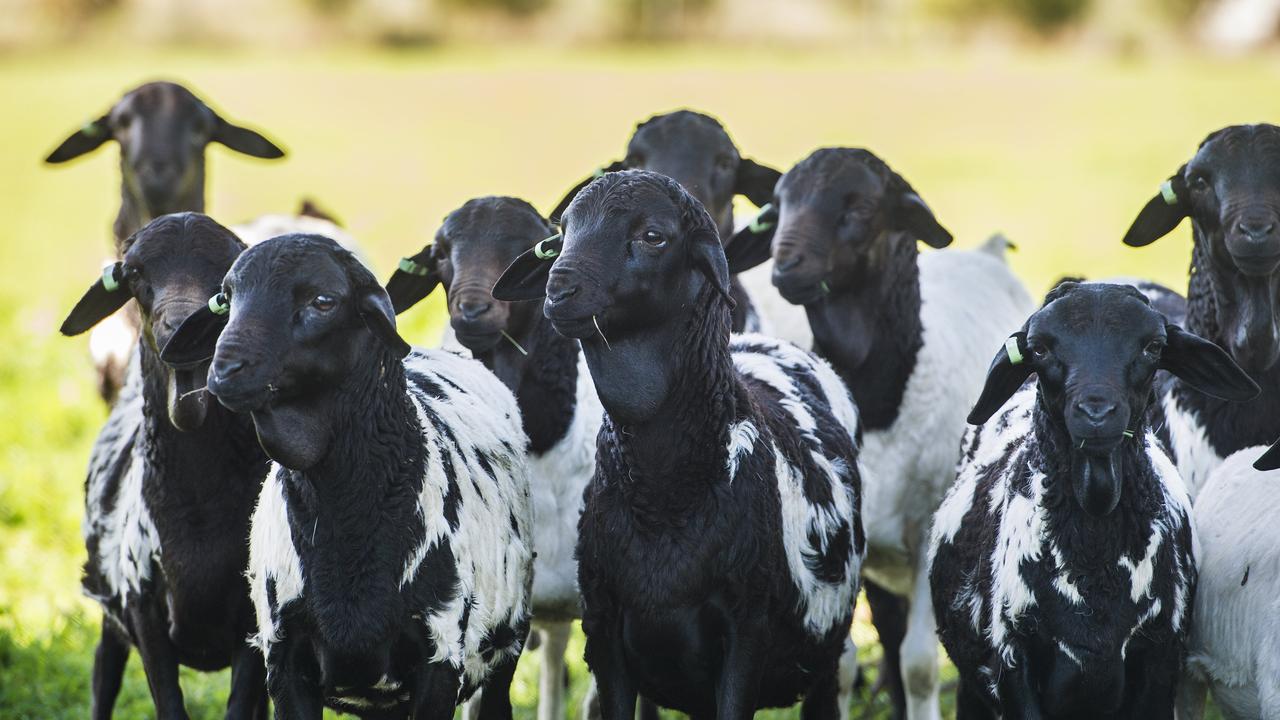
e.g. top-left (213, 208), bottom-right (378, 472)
top-left (225, 640), bottom-right (268, 720)
top-left (476, 656), bottom-right (519, 720)
top-left (714, 618), bottom-right (766, 720)
top-left (1174, 672), bottom-right (1207, 720)
top-left (899, 569), bottom-right (941, 720)
top-left (266, 637), bottom-right (324, 720)
top-left (864, 580), bottom-right (907, 718)
top-left (996, 660), bottom-right (1043, 720)
top-left (127, 598), bottom-right (189, 719)
top-left (409, 660), bottom-right (462, 720)
top-left (90, 621), bottom-right (130, 720)
top-left (953, 680), bottom-right (994, 720)
top-left (582, 618), bottom-right (637, 720)
top-left (800, 633), bottom-right (855, 720)
top-left (538, 622), bottom-right (572, 720)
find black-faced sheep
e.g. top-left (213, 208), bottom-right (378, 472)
top-left (928, 282), bottom-right (1257, 719)
top-left (60, 212), bottom-right (270, 719)
top-left (162, 234), bottom-right (533, 719)
top-left (386, 196), bottom-right (602, 720)
top-left (1122, 123), bottom-right (1280, 498)
top-left (492, 170), bottom-right (864, 720)
top-left (548, 110), bottom-right (803, 339)
top-left (724, 146), bottom-right (1033, 718)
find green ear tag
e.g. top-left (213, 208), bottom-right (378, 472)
top-left (101, 265), bottom-right (121, 292)
top-left (1160, 180), bottom-right (1178, 206)
top-left (592, 167), bottom-right (607, 179)
top-left (1005, 336), bottom-right (1023, 365)
top-left (208, 293), bottom-right (230, 316)
top-left (534, 236), bottom-right (560, 260)
top-left (748, 203), bottom-right (775, 234)
top-left (82, 120), bottom-right (104, 138)
top-left (1122, 429), bottom-right (1135, 438)
top-left (398, 257), bottom-right (432, 277)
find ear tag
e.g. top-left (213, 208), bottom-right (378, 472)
top-left (208, 293), bottom-right (230, 315)
top-left (1159, 180), bottom-right (1178, 206)
top-left (1122, 429), bottom-right (1135, 439)
top-left (1005, 336), bottom-right (1024, 365)
top-left (398, 257), bottom-right (433, 276)
top-left (592, 167), bottom-right (607, 179)
top-left (534, 235), bottom-right (561, 260)
top-left (748, 203), bottom-right (775, 234)
top-left (102, 264), bottom-right (122, 292)
top-left (820, 280), bottom-right (831, 295)
top-left (82, 120), bottom-right (105, 138)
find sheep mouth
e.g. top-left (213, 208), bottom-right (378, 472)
top-left (546, 314), bottom-right (602, 340)
top-left (167, 365), bottom-right (210, 432)
top-left (1230, 252), bottom-right (1280, 277)
top-left (453, 329), bottom-right (504, 353)
top-left (773, 275), bottom-right (829, 306)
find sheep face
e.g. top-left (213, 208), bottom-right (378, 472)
top-left (166, 235), bottom-right (409, 470)
top-left (762, 148), bottom-right (953, 306)
top-left (537, 171), bottom-right (730, 342)
top-left (968, 282), bottom-right (1258, 517)
top-left (45, 81), bottom-right (284, 221)
top-left (61, 213), bottom-right (244, 432)
top-left (1124, 124), bottom-right (1280, 371)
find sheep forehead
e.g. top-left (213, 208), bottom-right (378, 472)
top-left (1032, 284), bottom-right (1161, 342)
top-left (230, 234), bottom-right (350, 292)
top-left (783, 148), bottom-right (888, 199)
top-left (566, 171), bottom-right (710, 238)
top-left (444, 198), bottom-right (548, 250)
top-left (118, 81), bottom-right (206, 118)
top-left (631, 110), bottom-right (734, 152)
top-left (123, 213), bottom-right (244, 274)
top-left (1196, 123), bottom-right (1280, 161)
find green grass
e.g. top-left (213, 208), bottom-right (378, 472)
top-left (0, 43), bottom-right (1253, 717)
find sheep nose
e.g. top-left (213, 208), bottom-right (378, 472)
top-left (459, 300), bottom-right (492, 321)
top-left (213, 357), bottom-right (248, 380)
top-left (775, 252), bottom-right (805, 272)
top-left (547, 283), bottom-right (579, 303)
top-left (1237, 220), bottom-right (1276, 241)
top-left (1075, 398), bottom-right (1117, 424)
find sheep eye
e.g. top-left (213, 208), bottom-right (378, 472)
top-left (1028, 344), bottom-right (1049, 361)
top-left (1144, 340), bottom-right (1164, 357)
top-left (1191, 175), bottom-right (1210, 192)
top-left (311, 295), bottom-right (337, 311)
top-left (715, 155), bottom-right (735, 172)
top-left (642, 230), bottom-right (666, 246)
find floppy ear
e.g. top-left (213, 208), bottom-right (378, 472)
top-left (1160, 324), bottom-right (1259, 402)
top-left (211, 115), bottom-right (285, 159)
top-left (385, 246), bottom-right (442, 315)
top-left (692, 230), bottom-right (734, 305)
top-left (724, 204), bottom-right (778, 274)
top-left (359, 286), bottom-right (412, 359)
top-left (60, 263), bottom-right (132, 336)
top-left (967, 332), bottom-right (1034, 425)
top-left (1255, 440), bottom-right (1280, 472)
top-left (160, 303), bottom-right (229, 365)
top-left (734, 158), bottom-right (781, 208)
top-left (895, 191), bottom-right (953, 248)
top-left (1123, 170), bottom-right (1188, 247)
top-left (549, 161), bottom-right (626, 224)
top-left (45, 114), bottom-right (112, 164)
top-left (492, 235), bottom-right (561, 302)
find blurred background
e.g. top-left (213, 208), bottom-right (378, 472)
top-left (3, 0), bottom-right (1280, 717)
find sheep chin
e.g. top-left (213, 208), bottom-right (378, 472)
top-left (1069, 449), bottom-right (1123, 518)
top-left (167, 367), bottom-right (209, 432)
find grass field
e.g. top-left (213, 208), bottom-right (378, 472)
top-left (1, 43), bottom-right (1266, 718)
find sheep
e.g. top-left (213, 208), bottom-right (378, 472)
top-left (548, 109), bottom-right (809, 343)
top-left (491, 169), bottom-right (864, 720)
top-left (161, 233), bottom-right (533, 719)
top-left (1121, 123), bottom-right (1280, 498)
top-left (927, 281), bottom-right (1259, 719)
top-left (722, 147), bottom-right (1034, 719)
top-left (58, 212), bottom-right (271, 719)
top-left (385, 196), bottom-right (602, 720)
top-left (1175, 443), bottom-right (1280, 719)
top-left (45, 80), bottom-right (286, 403)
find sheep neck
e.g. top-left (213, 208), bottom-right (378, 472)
top-left (804, 230), bottom-right (923, 431)
top-left (474, 312), bottom-right (579, 455)
top-left (583, 286), bottom-right (735, 495)
top-left (114, 167), bottom-right (206, 251)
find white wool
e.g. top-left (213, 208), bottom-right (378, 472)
top-left (1161, 394), bottom-right (1224, 502)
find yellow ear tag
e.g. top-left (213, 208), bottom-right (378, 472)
top-left (1005, 336), bottom-right (1023, 365)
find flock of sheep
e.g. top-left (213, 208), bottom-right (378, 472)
top-left (44, 80), bottom-right (1280, 720)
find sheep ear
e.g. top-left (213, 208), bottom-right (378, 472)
top-left (1255, 440), bottom-right (1280, 471)
top-left (1123, 171), bottom-right (1188, 247)
top-left (724, 204), bottom-right (778, 274)
top-left (1159, 324), bottom-right (1259, 402)
top-left (60, 263), bottom-right (132, 336)
top-left (895, 192), bottom-right (953, 249)
top-left (734, 158), bottom-right (781, 209)
top-left (358, 286), bottom-right (412, 359)
top-left (967, 332), bottom-right (1034, 425)
top-left (45, 114), bottom-right (112, 163)
top-left (385, 247), bottom-right (442, 315)
top-left (549, 161), bottom-right (626, 224)
top-left (211, 115), bottom-right (285, 159)
top-left (693, 231), bottom-right (734, 305)
top-left (493, 235), bottom-right (561, 302)
top-left (160, 305), bottom-right (228, 365)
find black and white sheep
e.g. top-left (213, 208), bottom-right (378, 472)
top-left (928, 281), bottom-right (1258, 719)
top-left (385, 196), bottom-right (602, 720)
top-left (45, 81), bottom-right (286, 402)
top-left (492, 170), bottom-right (864, 719)
top-left (162, 233), bottom-right (533, 718)
top-left (724, 147), bottom-right (1033, 718)
top-left (548, 109), bottom-right (808, 340)
top-left (1122, 123), bottom-right (1280, 498)
top-left (1175, 442), bottom-right (1280, 719)
top-left (60, 212), bottom-right (270, 718)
